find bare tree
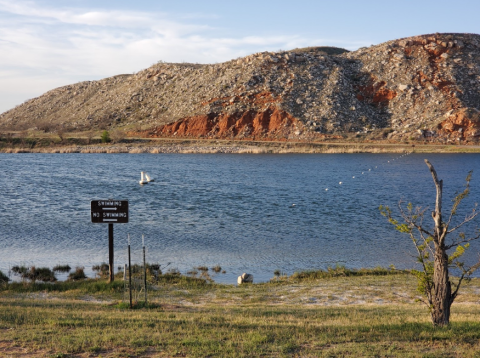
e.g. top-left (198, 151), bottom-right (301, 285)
top-left (109, 128), bottom-right (125, 143)
top-left (84, 130), bottom-right (95, 144)
top-left (56, 129), bottom-right (65, 142)
top-left (380, 159), bottom-right (480, 326)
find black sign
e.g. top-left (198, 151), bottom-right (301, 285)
top-left (91, 200), bottom-right (129, 223)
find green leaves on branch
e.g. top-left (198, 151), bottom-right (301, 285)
top-left (379, 204), bottom-right (412, 233)
top-left (448, 243), bottom-right (469, 265)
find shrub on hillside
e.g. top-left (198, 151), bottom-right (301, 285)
top-left (101, 130), bottom-right (111, 143)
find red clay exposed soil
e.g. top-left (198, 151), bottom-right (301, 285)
top-left (142, 106), bottom-right (301, 140)
top-left (438, 108), bottom-right (480, 139)
top-left (408, 37), bottom-right (460, 98)
top-left (356, 80), bottom-right (397, 105)
top-left (160, 113), bottom-right (217, 137)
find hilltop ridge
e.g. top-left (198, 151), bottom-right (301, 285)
top-left (1, 33), bottom-right (479, 144)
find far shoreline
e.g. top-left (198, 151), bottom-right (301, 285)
top-left (1, 137), bottom-right (480, 154)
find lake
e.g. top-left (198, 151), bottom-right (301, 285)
top-left (0, 152), bottom-right (479, 284)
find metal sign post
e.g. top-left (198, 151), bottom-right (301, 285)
top-left (108, 223), bottom-right (114, 282)
top-left (91, 200), bottom-right (129, 282)
top-left (128, 234), bottom-right (132, 308)
top-left (143, 234), bottom-right (147, 305)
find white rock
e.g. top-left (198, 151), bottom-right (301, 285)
top-left (238, 273), bottom-right (253, 284)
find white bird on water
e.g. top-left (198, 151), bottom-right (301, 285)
top-left (145, 173), bottom-right (154, 182)
top-left (139, 171), bottom-right (148, 185)
top-left (339, 182), bottom-right (342, 185)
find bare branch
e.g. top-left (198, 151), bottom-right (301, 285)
top-left (398, 201), bottom-right (434, 238)
top-left (445, 230), bottom-right (480, 250)
top-left (451, 258), bottom-right (480, 300)
top-left (417, 229), bottom-right (435, 256)
top-left (447, 209), bottom-right (479, 234)
top-left (424, 159), bottom-right (443, 223)
top-left (466, 259), bottom-right (480, 277)
top-left (447, 174), bottom-right (471, 227)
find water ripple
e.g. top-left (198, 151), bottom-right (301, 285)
top-left (0, 153), bottom-right (479, 283)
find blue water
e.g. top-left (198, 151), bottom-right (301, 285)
top-left (0, 153), bottom-right (479, 284)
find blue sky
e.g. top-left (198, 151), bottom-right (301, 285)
top-left (1, 0), bottom-right (479, 114)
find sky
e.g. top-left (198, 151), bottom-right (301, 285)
top-left (1, 0), bottom-right (479, 114)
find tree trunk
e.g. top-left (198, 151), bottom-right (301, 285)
top-left (431, 246), bottom-right (452, 326)
top-left (425, 159), bottom-right (452, 326)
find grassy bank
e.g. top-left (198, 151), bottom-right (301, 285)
top-left (1, 270), bottom-right (480, 357)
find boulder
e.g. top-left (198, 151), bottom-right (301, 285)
top-left (237, 273), bottom-right (253, 284)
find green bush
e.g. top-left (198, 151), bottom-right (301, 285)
top-left (53, 264), bottom-right (71, 273)
top-left (92, 262), bottom-right (110, 277)
top-left (11, 265), bottom-right (28, 276)
top-left (11, 265), bottom-right (56, 282)
top-left (33, 267), bottom-right (57, 282)
top-left (68, 267), bottom-right (87, 281)
top-left (0, 270), bottom-right (9, 284)
top-left (101, 130), bottom-right (111, 143)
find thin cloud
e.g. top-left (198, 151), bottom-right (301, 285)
top-left (0, 0), bottom-right (203, 32)
top-left (0, 0), bottom-right (369, 113)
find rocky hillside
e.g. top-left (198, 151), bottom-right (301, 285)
top-left (1, 33), bottom-right (480, 143)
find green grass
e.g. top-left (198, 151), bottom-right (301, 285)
top-left (6, 279), bottom-right (125, 294)
top-left (1, 299), bottom-right (480, 357)
top-left (287, 265), bottom-right (405, 280)
top-left (1, 273), bottom-right (480, 357)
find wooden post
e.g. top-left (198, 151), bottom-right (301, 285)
top-left (108, 223), bottom-right (114, 283)
top-left (128, 238), bottom-right (132, 309)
